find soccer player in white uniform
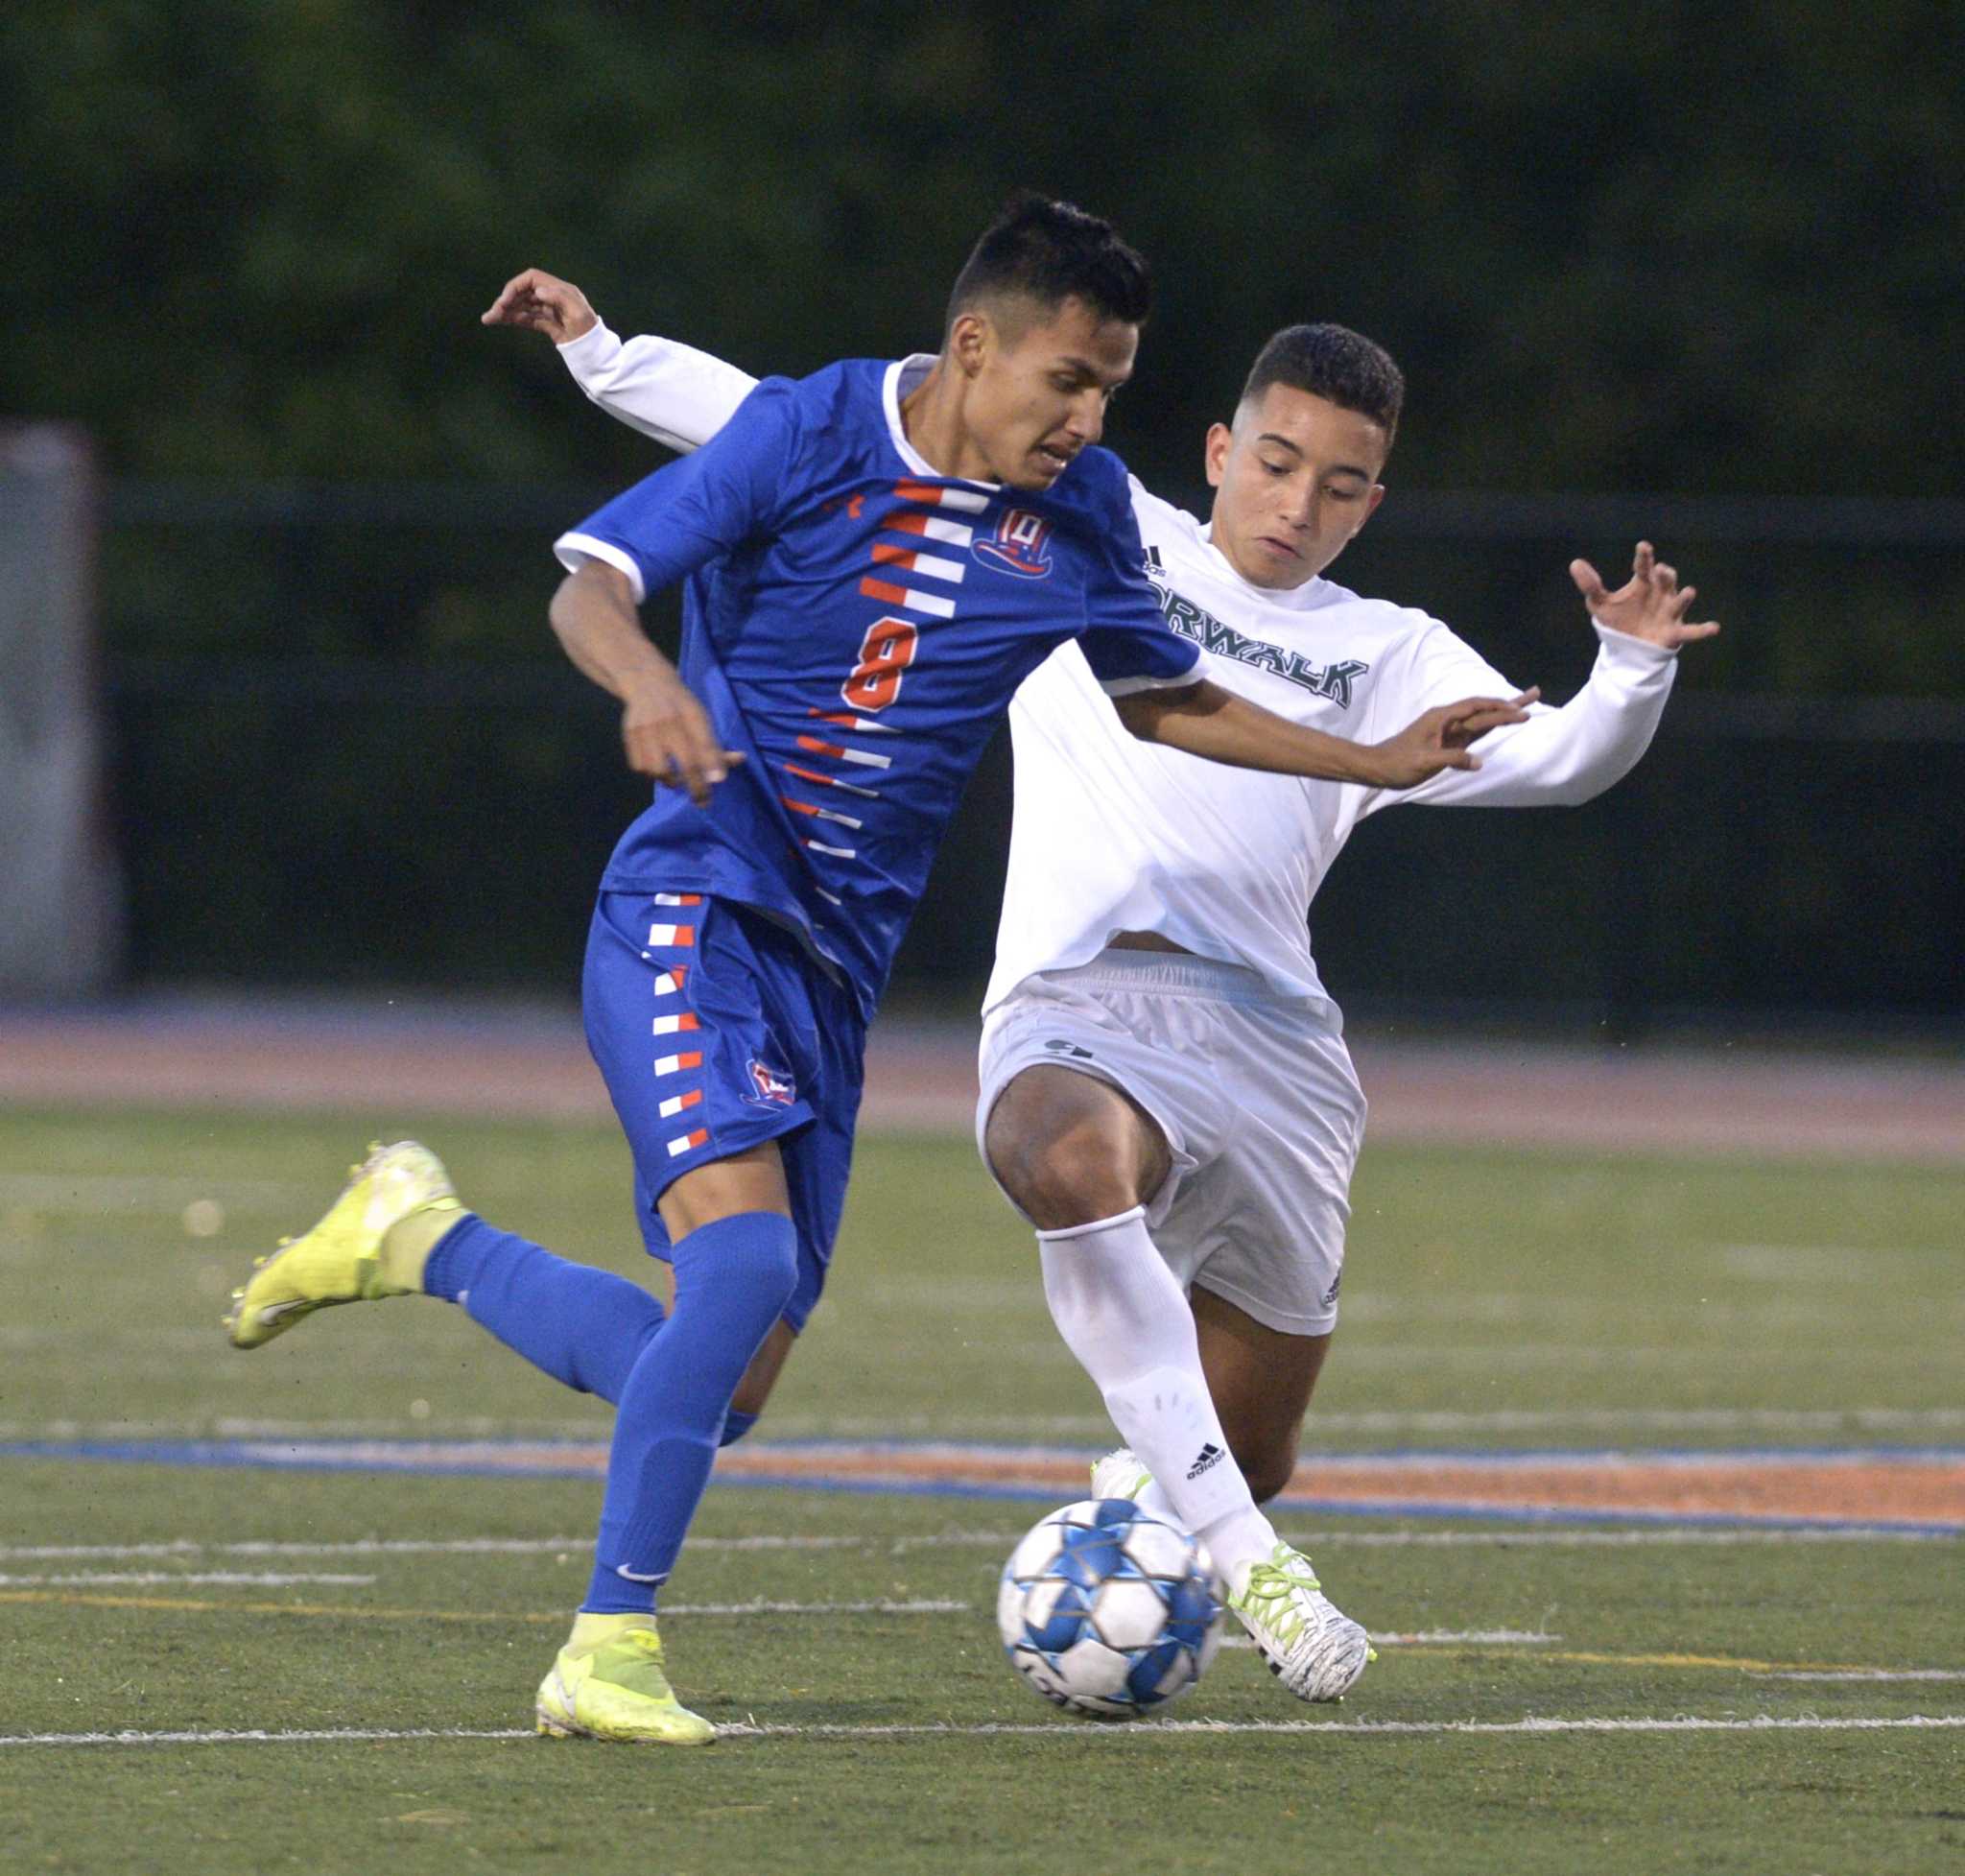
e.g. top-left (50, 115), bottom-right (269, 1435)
top-left (484, 271), bottom-right (1716, 1703)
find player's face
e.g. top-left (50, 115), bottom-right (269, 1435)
top-left (1204, 384), bottom-right (1389, 589)
top-left (959, 297), bottom-right (1138, 490)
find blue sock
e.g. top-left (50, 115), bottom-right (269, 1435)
top-left (582, 1211), bottom-right (799, 1614)
top-left (423, 1214), bottom-right (664, 1405)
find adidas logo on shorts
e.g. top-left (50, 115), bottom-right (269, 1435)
top-left (1186, 1441), bottom-right (1225, 1482)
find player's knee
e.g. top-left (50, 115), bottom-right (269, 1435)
top-left (677, 1210), bottom-right (800, 1324)
top-left (994, 1123), bottom-right (1142, 1230)
top-left (736, 1230), bottom-right (801, 1319)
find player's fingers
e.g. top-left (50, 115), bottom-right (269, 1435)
top-left (1673, 620), bottom-right (1721, 641)
top-left (1569, 558), bottom-right (1608, 605)
top-left (1443, 692), bottom-right (1533, 724)
top-left (481, 270), bottom-right (539, 322)
top-left (1653, 561), bottom-right (1677, 592)
top-left (1453, 706), bottom-right (1528, 741)
top-left (1632, 540), bottom-right (1655, 579)
top-left (676, 708), bottom-right (732, 805)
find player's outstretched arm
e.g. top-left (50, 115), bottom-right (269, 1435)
top-left (549, 561), bottom-right (742, 805)
top-left (1395, 541), bottom-right (1720, 812)
top-left (484, 268), bottom-right (757, 454)
top-left (1113, 679), bottom-right (1534, 789)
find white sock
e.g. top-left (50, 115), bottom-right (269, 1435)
top-left (1037, 1207), bottom-right (1276, 1588)
top-left (1128, 1475), bottom-right (1274, 1591)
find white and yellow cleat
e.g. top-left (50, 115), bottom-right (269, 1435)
top-left (1229, 1542), bottom-right (1374, 1702)
top-left (1089, 1447), bottom-right (1153, 1504)
top-left (535, 1613), bottom-right (717, 1745)
top-left (224, 1140), bottom-right (462, 1350)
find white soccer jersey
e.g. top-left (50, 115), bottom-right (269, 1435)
top-left (557, 324), bottom-right (1681, 1014)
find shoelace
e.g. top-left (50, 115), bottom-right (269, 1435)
top-left (1239, 1555), bottom-right (1325, 1646)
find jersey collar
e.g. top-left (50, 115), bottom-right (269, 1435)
top-left (883, 356), bottom-right (1002, 491)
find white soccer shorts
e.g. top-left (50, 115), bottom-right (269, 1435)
top-left (977, 949), bottom-right (1365, 1337)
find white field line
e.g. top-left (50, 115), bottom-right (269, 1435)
top-left (0, 1572), bottom-right (376, 1588)
top-left (6, 1407), bottom-right (1962, 1441)
top-left (723, 1716), bottom-right (1965, 1739)
top-left (3, 1523), bottom-right (1955, 1567)
top-left (661, 1599), bottom-right (969, 1617)
top-left (5, 1715), bottom-right (1963, 1749)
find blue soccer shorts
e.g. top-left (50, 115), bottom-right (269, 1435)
top-left (581, 889), bottom-right (866, 1331)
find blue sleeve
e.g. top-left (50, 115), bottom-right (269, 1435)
top-left (1076, 473), bottom-right (1202, 696)
top-left (552, 377), bottom-right (802, 603)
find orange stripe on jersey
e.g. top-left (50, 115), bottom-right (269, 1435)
top-left (779, 795), bottom-right (819, 817)
top-left (784, 761), bottom-right (840, 787)
top-left (805, 707), bottom-right (899, 733)
top-left (797, 734), bottom-right (845, 759)
top-left (859, 575), bottom-right (911, 607)
top-left (869, 541), bottom-right (916, 571)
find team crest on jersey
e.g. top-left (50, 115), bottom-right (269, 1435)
top-left (973, 509), bottom-right (1054, 580)
top-left (746, 1057), bottom-right (797, 1107)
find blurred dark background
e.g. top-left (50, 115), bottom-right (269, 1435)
top-left (4, 1), bottom-right (1960, 1034)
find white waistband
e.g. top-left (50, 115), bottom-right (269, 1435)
top-left (1046, 948), bottom-right (1284, 1006)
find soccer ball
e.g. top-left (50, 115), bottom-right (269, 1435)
top-left (997, 1498), bottom-right (1223, 1718)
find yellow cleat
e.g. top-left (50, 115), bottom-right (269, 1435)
top-left (535, 1613), bottom-right (717, 1745)
top-left (223, 1140), bottom-right (462, 1350)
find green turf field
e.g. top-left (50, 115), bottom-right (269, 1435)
top-left (2, 1106), bottom-right (1959, 1874)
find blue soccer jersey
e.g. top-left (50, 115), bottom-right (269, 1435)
top-left (555, 355), bottom-right (1199, 1015)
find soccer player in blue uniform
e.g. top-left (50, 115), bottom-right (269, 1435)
top-left (224, 196), bottom-right (1525, 1744)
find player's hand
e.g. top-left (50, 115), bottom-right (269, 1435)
top-left (619, 677), bottom-right (746, 806)
top-left (1364, 690), bottom-right (1538, 787)
top-left (482, 268), bottom-right (599, 344)
top-left (1570, 541), bottom-right (1720, 651)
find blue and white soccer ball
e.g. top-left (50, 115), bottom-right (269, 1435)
top-left (997, 1498), bottom-right (1224, 1718)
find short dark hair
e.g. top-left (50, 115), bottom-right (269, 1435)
top-left (946, 191), bottom-right (1151, 335)
top-left (1239, 323), bottom-right (1405, 446)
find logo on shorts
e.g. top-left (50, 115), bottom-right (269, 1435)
top-left (1321, 1273), bottom-right (1342, 1309)
top-left (746, 1057), bottom-right (797, 1107)
top-left (973, 509), bottom-right (1054, 580)
top-left (1042, 1038), bottom-right (1095, 1061)
top-left (1185, 1442), bottom-right (1225, 1482)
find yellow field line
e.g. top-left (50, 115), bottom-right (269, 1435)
top-left (0, 1589), bottom-right (1892, 1676)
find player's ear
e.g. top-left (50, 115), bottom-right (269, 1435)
top-left (949, 310), bottom-right (991, 378)
top-left (1203, 421), bottom-right (1233, 488)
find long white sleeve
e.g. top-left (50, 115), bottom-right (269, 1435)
top-left (556, 321), bottom-right (759, 454)
top-left (1387, 621), bottom-right (1679, 812)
